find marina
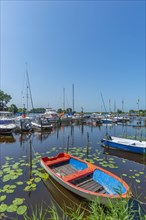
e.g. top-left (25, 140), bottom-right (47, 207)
top-left (0, 118), bottom-right (146, 219)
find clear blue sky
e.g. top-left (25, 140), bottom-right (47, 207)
top-left (1, 0), bottom-right (145, 112)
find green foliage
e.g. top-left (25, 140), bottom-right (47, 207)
top-left (23, 198), bottom-right (146, 220)
top-left (0, 90), bottom-right (12, 110)
top-left (8, 104), bottom-right (18, 114)
top-left (29, 108), bottom-right (45, 113)
top-left (57, 108), bottom-right (63, 113)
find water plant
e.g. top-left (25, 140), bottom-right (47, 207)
top-left (22, 197), bottom-right (146, 220)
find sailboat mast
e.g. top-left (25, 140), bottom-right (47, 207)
top-left (63, 88), bottom-right (65, 111)
top-left (72, 83), bottom-right (74, 113)
top-left (25, 63), bottom-right (34, 112)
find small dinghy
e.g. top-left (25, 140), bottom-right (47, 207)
top-left (102, 136), bottom-right (146, 154)
top-left (40, 152), bottom-right (131, 204)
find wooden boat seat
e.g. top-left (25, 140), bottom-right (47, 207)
top-left (71, 175), bottom-right (106, 193)
top-left (63, 167), bottom-right (94, 182)
top-left (45, 157), bottom-right (70, 166)
top-left (52, 164), bottom-right (78, 177)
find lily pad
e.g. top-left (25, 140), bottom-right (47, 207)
top-left (34, 177), bottom-right (41, 183)
top-left (122, 174), bottom-right (127, 177)
top-left (7, 204), bottom-right (17, 212)
top-left (0, 203), bottom-right (7, 212)
top-left (13, 198), bottom-right (24, 205)
top-left (16, 181), bottom-right (24, 185)
top-left (16, 205), bottom-right (27, 215)
top-left (3, 175), bottom-right (11, 182)
top-left (0, 195), bottom-right (6, 202)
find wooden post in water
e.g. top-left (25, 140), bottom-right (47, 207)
top-left (86, 132), bottom-right (89, 158)
top-left (29, 139), bottom-right (32, 180)
top-left (66, 135), bottom-right (70, 153)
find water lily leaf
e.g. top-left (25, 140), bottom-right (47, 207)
top-left (136, 179), bottom-right (141, 183)
top-left (3, 175), bottom-right (11, 182)
top-left (3, 167), bottom-right (11, 173)
top-left (0, 203), bottom-right (7, 212)
top-left (5, 156), bottom-right (13, 161)
top-left (10, 185), bottom-right (16, 189)
top-left (11, 175), bottom-right (19, 180)
top-left (0, 195), bottom-right (6, 202)
top-left (122, 174), bottom-right (127, 177)
top-left (26, 180), bottom-right (33, 185)
top-left (16, 181), bottom-right (24, 185)
top-left (20, 163), bottom-right (26, 166)
top-left (34, 152), bottom-right (40, 155)
top-left (2, 164), bottom-right (9, 169)
top-left (34, 177), bottom-right (41, 183)
top-left (38, 172), bottom-right (49, 179)
top-left (31, 183), bottom-right (36, 188)
top-left (16, 205), bottom-right (27, 215)
top-left (3, 185), bottom-right (10, 190)
top-left (5, 189), bottom-right (14, 194)
top-left (7, 204), bottom-right (17, 212)
top-left (12, 198), bottom-right (24, 205)
top-left (24, 186), bottom-right (31, 191)
top-left (12, 165), bottom-right (18, 169)
top-left (0, 171), bottom-right (3, 177)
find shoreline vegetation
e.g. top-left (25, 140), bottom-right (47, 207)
top-left (24, 196), bottom-right (146, 220)
top-left (0, 90), bottom-right (146, 116)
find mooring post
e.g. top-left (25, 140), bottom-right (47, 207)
top-left (29, 139), bottom-right (32, 179)
top-left (86, 132), bottom-right (89, 157)
top-left (66, 135), bottom-right (70, 153)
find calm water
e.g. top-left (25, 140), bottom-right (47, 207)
top-left (0, 122), bottom-right (146, 219)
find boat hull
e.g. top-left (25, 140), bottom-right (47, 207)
top-left (0, 124), bottom-right (16, 134)
top-left (40, 152), bottom-right (130, 205)
top-left (102, 136), bottom-right (146, 154)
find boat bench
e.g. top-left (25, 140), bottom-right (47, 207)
top-left (76, 178), bottom-right (105, 193)
top-left (52, 163), bottom-right (77, 177)
top-left (68, 171), bottom-right (106, 193)
top-left (45, 157), bottom-right (70, 167)
top-left (63, 167), bottom-right (94, 182)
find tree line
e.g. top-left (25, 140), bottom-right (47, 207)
top-left (0, 90), bottom-right (145, 115)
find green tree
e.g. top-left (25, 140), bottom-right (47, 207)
top-left (8, 104), bottom-right (18, 114)
top-left (57, 108), bottom-right (63, 113)
top-left (117, 109), bottom-right (123, 114)
top-left (0, 90), bottom-right (12, 110)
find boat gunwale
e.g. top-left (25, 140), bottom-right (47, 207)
top-left (40, 152), bottom-right (130, 199)
top-left (103, 136), bottom-right (146, 148)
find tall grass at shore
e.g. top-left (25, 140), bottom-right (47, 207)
top-left (23, 198), bottom-right (146, 220)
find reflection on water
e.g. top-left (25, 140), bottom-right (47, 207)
top-left (0, 134), bottom-right (16, 143)
top-left (0, 122), bottom-right (146, 218)
top-left (43, 176), bottom-right (89, 218)
top-left (103, 148), bottom-right (146, 165)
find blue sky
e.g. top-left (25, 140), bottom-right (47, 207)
top-left (1, 0), bottom-right (145, 112)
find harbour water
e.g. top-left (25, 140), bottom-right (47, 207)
top-left (0, 121), bottom-right (146, 218)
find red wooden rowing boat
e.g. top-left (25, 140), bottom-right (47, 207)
top-left (40, 152), bottom-right (131, 204)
